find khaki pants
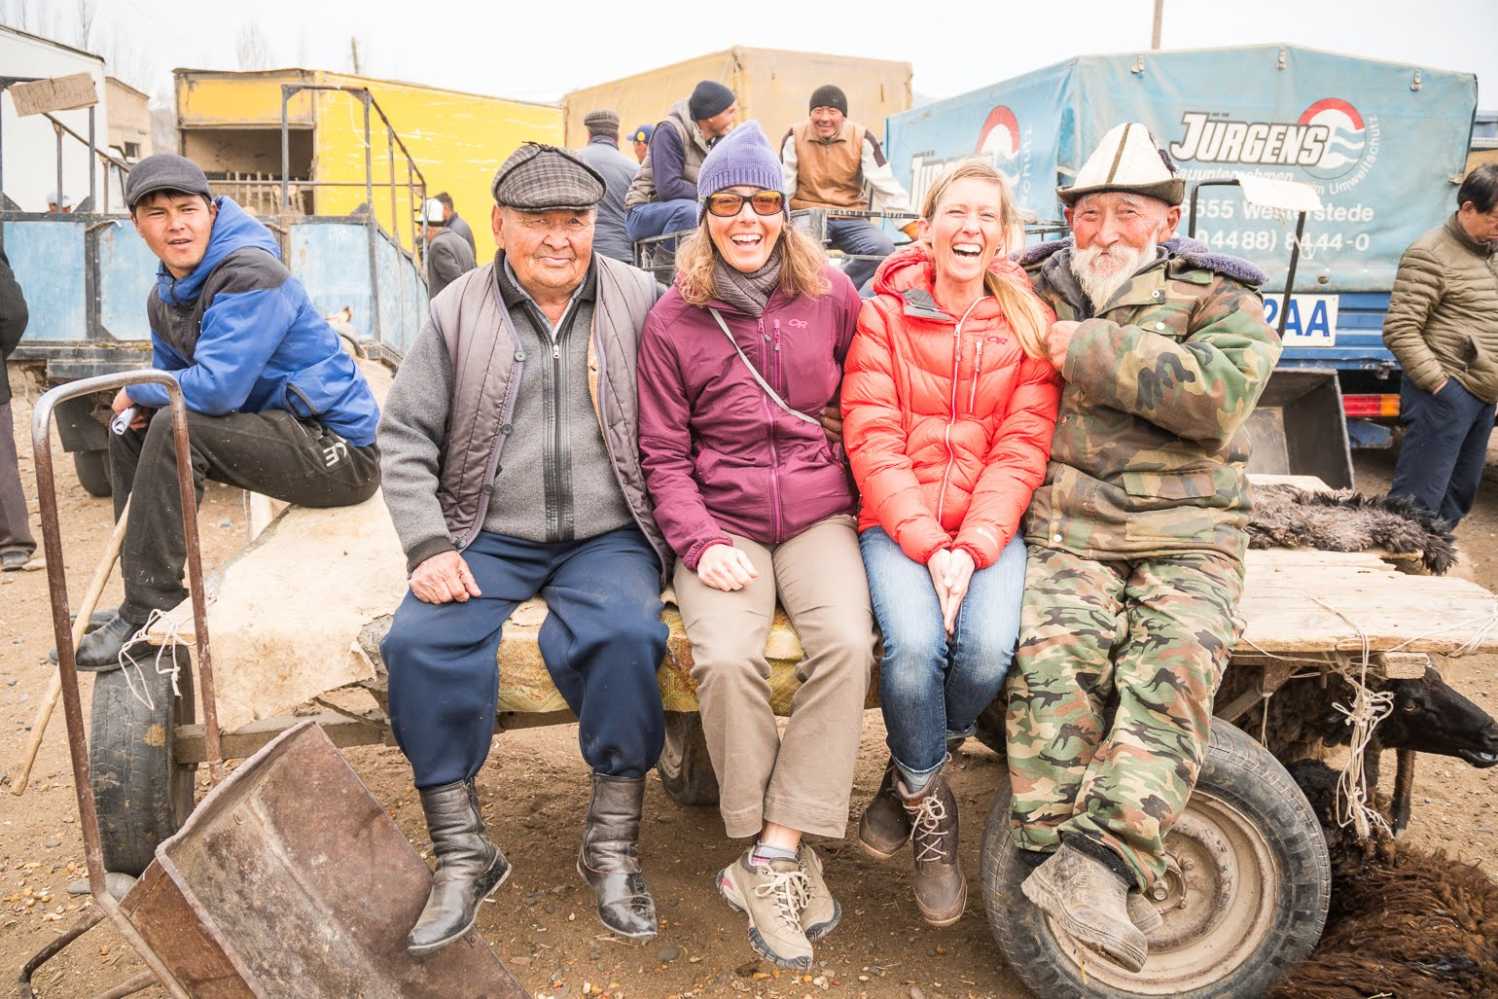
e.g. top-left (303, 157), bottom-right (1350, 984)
top-left (674, 515), bottom-right (875, 839)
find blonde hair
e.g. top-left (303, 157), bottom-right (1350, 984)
top-left (675, 216), bottom-right (830, 307)
top-left (921, 159), bottom-right (1050, 360)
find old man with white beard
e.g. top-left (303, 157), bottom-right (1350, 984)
top-left (1004, 122), bottom-right (1282, 973)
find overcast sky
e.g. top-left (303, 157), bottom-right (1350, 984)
top-left (30, 0), bottom-right (1498, 108)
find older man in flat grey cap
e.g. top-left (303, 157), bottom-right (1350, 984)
top-left (379, 142), bottom-right (670, 955)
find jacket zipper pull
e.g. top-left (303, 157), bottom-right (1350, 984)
top-left (772, 319), bottom-right (782, 351)
top-left (968, 337), bottom-right (986, 414)
top-left (552, 341), bottom-right (561, 361)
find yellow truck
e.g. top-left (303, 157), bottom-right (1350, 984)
top-left (174, 67), bottom-right (563, 262)
top-left (562, 46), bottom-right (911, 153)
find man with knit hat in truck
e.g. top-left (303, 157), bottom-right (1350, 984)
top-left (1005, 122), bottom-right (1281, 973)
top-left (780, 84), bottom-right (914, 290)
top-left (623, 80), bottom-right (739, 260)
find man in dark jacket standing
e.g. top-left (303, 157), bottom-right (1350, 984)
top-left (0, 248), bottom-right (34, 571)
top-left (420, 197), bottom-right (476, 299)
top-left (435, 191), bottom-right (477, 257)
top-left (78, 153), bottom-right (382, 668)
top-left (576, 110), bottom-right (639, 263)
top-left (378, 143), bottom-right (669, 955)
top-left (1384, 164), bottom-right (1498, 527)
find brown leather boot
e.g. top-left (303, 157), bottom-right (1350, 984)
top-left (1021, 841), bottom-right (1148, 972)
top-left (897, 761), bottom-right (966, 927)
top-left (857, 758), bottom-right (912, 860)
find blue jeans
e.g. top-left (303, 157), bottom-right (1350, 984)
top-left (625, 199), bottom-right (698, 250)
top-left (861, 526), bottom-right (1026, 780)
top-left (826, 218), bottom-right (896, 292)
top-left (1390, 377), bottom-right (1496, 527)
top-left (382, 528), bottom-right (668, 788)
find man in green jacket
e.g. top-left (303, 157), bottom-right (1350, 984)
top-left (1006, 122), bottom-right (1282, 973)
top-left (1383, 164), bottom-right (1498, 526)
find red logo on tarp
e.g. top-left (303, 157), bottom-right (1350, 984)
top-left (1298, 98), bottom-right (1368, 181)
top-left (976, 106), bottom-right (1021, 163)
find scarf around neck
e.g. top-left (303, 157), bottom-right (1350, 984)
top-left (712, 243), bottom-right (784, 317)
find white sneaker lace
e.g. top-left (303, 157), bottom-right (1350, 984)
top-left (753, 865), bottom-right (811, 928)
top-left (910, 795), bottom-right (950, 863)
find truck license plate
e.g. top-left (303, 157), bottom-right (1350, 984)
top-left (1263, 295), bottom-right (1338, 347)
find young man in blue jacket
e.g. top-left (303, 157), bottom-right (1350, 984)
top-left (76, 154), bottom-right (382, 668)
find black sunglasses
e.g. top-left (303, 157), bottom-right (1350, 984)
top-left (705, 190), bottom-right (785, 218)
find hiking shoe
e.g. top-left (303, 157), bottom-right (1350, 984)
top-left (717, 849), bottom-right (813, 970)
top-left (858, 758), bottom-right (912, 860)
top-left (1021, 841), bottom-right (1148, 972)
top-left (798, 845), bottom-right (840, 941)
top-left (898, 759), bottom-right (966, 927)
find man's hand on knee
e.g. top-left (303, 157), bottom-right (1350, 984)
top-left (410, 550), bottom-right (482, 604)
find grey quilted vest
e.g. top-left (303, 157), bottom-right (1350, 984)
top-left (432, 254), bottom-right (668, 574)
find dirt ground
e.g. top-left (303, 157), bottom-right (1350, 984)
top-left (2, 378), bottom-right (1497, 999)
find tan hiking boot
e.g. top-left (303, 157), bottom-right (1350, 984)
top-left (897, 763), bottom-right (967, 927)
top-left (1021, 842), bottom-right (1148, 972)
top-left (1128, 889), bottom-right (1164, 933)
top-left (858, 758), bottom-right (912, 860)
top-left (717, 850), bottom-right (813, 970)
top-left (798, 845), bottom-right (841, 941)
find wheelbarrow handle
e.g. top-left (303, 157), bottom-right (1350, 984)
top-left (29, 372), bottom-right (221, 910)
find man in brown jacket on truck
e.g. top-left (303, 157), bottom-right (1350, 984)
top-left (1384, 164), bottom-right (1498, 527)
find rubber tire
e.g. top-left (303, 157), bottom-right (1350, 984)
top-left (979, 719), bottom-right (1330, 999)
top-left (89, 648), bottom-right (197, 876)
top-left (72, 448), bottom-right (112, 498)
top-left (656, 711), bottom-right (720, 806)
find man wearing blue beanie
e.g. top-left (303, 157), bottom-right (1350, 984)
top-left (623, 80), bottom-right (739, 271)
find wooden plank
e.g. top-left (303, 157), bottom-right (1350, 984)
top-left (1239, 549), bottom-right (1498, 655)
top-left (175, 712), bottom-right (387, 763)
top-left (10, 73), bottom-right (98, 116)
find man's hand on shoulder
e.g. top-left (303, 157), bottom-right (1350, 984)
top-left (410, 550), bottom-right (482, 604)
top-left (1047, 320), bottom-right (1080, 371)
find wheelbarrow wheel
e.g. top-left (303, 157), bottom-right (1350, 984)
top-left (979, 719), bottom-right (1330, 998)
top-left (90, 646), bottom-right (197, 876)
top-left (656, 711), bottom-right (719, 806)
top-left (72, 448), bottom-right (112, 498)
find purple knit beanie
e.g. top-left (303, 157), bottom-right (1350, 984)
top-left (695, 121), bottom-right (785, 221)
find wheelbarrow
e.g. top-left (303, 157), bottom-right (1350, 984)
top-left (19, 372), bottom-right (525, 998)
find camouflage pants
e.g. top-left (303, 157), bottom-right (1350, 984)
top-left (1005, 546), bottom-right (1245, 889)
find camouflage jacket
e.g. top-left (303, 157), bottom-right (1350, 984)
top-left (1020, 237), bottom-right (1282, 562)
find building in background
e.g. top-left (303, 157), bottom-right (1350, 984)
top-left (105, 75), bottom-right (151, 163)
top-left (0, 24), bottom-right (122, 212)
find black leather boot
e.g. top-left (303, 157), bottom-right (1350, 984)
top-left (74, 611), bottom-right (149, 671)
top-left (407, 779), bottom-right (510, 957)
top-left (577, 773), bottom-right (657, 939)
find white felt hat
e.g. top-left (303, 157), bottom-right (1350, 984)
top-left (1058, 121), bottom-right (1185, 206)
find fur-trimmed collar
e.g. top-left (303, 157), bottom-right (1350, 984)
top-left (1018, 235), bottom-right (1268, 287)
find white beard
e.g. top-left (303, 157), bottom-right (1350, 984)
top-left (1070, 241), bottom-right (1155, 310)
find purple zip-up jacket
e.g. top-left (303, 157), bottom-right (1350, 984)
top-left (637, 265), bottom-right (861, 571)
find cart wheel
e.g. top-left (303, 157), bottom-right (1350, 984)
top-left (656, 711), bottom-right (719, 806)
top-left (72, 449), bottom-right (112, 498)
top-left (90, 646), bottom-right (197, 876)
top-left (979, 719), bottom-right (1329, 998)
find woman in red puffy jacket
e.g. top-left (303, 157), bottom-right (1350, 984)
top-left (841, 160), bottom-right (1060, 926)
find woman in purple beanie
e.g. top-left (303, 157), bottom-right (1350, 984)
top-left (636, 121), bottom-right (876, 971)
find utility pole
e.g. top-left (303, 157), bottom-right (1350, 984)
top-left (1151, 0), bottom-right (1164, 50)
top-left (349, 36), bottom-right (361, 75)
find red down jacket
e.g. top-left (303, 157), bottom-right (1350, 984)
top-left (842, 245), bottom-right (1061, 569)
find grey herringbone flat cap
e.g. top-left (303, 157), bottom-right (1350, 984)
top-left (491, 143), bottom-right (606, 211)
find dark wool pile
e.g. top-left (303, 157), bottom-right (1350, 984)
top-left (1248, 484), bottom-right (1458, 575)
top-left (1274, 761), bottom-right (1498, 998)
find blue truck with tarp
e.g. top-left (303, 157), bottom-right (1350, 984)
top-left (884, 44), bottom-right (1480, 460)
